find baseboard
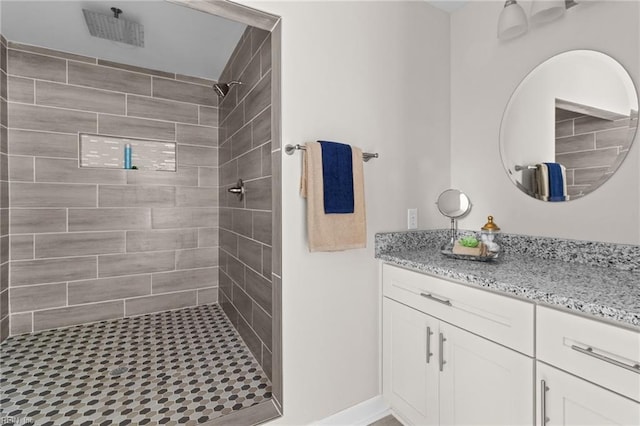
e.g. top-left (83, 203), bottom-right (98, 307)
top-left (313, 395), bottom-right (391, 426)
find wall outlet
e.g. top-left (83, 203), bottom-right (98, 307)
top-left (407, 208), bottom-right (418, 230)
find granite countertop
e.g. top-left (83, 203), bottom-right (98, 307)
top-left (376, 232), bottom-right (640, 329)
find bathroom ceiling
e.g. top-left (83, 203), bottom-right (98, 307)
top-left (0, 1), bottom-right (246, 81)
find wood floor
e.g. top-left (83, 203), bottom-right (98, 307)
top-left (369, 414), bottom-right (403, 426)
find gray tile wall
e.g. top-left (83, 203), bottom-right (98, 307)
top-left (555, 107), bottom-right (638, 198)
top-left (1, 34), bottom-right (9, 342)
top-left (218, 27), bottom-right (274, 378)
top-left (6, 42), bottom-right (219, 334)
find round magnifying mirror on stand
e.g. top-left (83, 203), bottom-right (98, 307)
top-left (436, 189), bottom-right (472, 249)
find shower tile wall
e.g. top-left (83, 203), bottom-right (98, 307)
top-left (5, 42), bottom-right (219, 335)
top-left (218, 27), bottom-right (273, 378)
top-left (1, 35), bottom-right (9, 343)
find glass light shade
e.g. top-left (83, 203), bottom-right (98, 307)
top-left (498, 1), bottom-right (528, 40)
top-left (530, 0), bottom-right (566, 24)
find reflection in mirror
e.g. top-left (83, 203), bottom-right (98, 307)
top-left (500, 50), bottom-right (638, 201)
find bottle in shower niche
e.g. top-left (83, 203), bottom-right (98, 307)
top-left (124, 143), bottom-right (132, 169)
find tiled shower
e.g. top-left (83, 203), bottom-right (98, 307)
top-left (0, 12), bottom-right (277, 424)
top-left (5, 41), bottom-right (219, 334)
top-left (218, 27), bottom-right (274, 379)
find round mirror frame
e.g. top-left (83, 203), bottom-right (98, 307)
top-left (499, 49), bottom-right (639, 202)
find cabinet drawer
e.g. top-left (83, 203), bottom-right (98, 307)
top-left (537, 306), bottom-right (640, 402)
top-left (382, 263), bottom-right (534, 356)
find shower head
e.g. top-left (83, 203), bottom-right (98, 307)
top-left (213, 81), bottom-right (242, 98)
top-left (82, 7), bottom-right (144, 47)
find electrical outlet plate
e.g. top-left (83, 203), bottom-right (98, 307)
top-left (408, 208), bottom-right (418, 230)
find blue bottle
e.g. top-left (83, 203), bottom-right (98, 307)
top-left (124, 144), bottom-right (132, 169)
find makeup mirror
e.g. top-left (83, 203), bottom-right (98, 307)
top-left (437, 189), bottom-right (471, 248)
top-left (437, 188), bottom-right (472, 219)
top-left (500, 50), bottom-right (638, 201)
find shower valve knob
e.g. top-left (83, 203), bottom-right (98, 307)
top-left (228, 179), bottom-right (245, 201)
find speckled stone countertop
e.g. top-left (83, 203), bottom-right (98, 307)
top-left (375, 230), bottom-right (640, 328)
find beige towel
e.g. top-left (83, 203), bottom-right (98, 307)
top-left (300, 142), bottom-right (366, 252)
top-left (535, 163), bottom-right (549, 201)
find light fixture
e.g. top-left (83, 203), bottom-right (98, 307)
top-left (530, 0), bottom-right (566, 24)
top-left (497, 0), bottom-right (528, 40)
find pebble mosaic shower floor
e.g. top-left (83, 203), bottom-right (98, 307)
top-left (0, 304), bottom-right (272, 425)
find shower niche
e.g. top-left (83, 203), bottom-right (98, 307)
top-left (79, 133), bottom-right (177, 171)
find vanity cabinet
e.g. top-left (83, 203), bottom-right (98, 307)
top-left (383, 298), bottom-right (438, 425)
top-left (381, 263), bottom-right (640, 426)
top-left (382, 264), bottom-right (535, 425)
top-left (535, 306), bottom-right (640, 426)
top-left (536, 362), bottom-right (640, 426)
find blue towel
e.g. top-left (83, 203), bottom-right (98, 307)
top-left (319, 141), bottom-right (354, 214)
top-left (544, 162), bottom-right (565, 202)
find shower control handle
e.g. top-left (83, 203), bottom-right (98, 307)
top-left (228, 179), bottom-right (245, 201)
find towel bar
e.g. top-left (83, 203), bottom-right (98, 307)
top-left (284, 144), bottom-right (379, 162)
top-left (515, 165), bottom-right (537, 171)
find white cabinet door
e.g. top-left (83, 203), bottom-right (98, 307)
top-left (537, 362), bottom-right (640, 426)
top-left (383, 298), bottom-right (439, 426)
top-left (439, 322), bottom-right (534, 426)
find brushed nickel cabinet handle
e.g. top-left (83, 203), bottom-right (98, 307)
top-left (426, 326), bottom-right (434, 364)
top-left (541, 380), bottom-right (549, 425)
top-left (439, 332), bottom-right (447, 372)
top-left (571, 345), bottom-right (640, 374)
top-left (420, 292), bottom-right (452, 306)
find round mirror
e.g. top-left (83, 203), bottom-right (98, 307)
top-left (437, 189), bottom-right (472, 218)
top-left (500, 50), bottom-right (638, 201)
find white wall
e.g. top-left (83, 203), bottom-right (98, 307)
top-left (451, 0), bottom-right (640, 244)
top-left (243, 1), bottom-right (451, 424)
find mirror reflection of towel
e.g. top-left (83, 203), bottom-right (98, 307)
top-left (535, 164), bottom-right (549, 201)
top-left (544, 162), bottom-right (567, 202)
top-left (535, 163), bottom-right (568, 202)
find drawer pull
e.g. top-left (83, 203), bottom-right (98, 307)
top-left (426, 327), bottom-right (434, 364)
top-left (439, 332), bottom-right (447, 372)
top-left (571, 345), bottom-right (640, 374)
top-left (540, 380), bottom-right (549, 425)
top-left (420, 292), bottom-right (452, 306)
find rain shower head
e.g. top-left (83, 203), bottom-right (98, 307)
top-left (213, 81), bottom-right (242, 98)
top-left (82, 7), bottom-right (144, 47)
